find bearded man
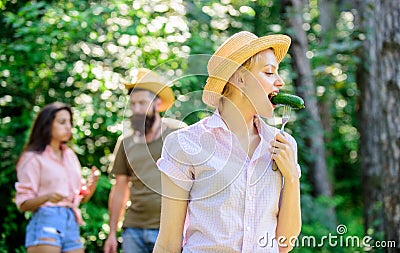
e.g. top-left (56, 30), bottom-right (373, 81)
top-left (104, 68), bottom-right (185, 253)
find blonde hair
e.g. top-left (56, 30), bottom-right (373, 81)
top-left (220, 49), bottom-right (270, 98)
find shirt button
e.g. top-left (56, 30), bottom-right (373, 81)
top-left (248, 196), bottom-right (253, 200)
top-left (246, 226), bottom-right (251, 231)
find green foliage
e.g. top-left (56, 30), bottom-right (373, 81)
top-left (1, 0), bottom-right (363, 252)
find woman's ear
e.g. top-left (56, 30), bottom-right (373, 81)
top-left (229, 71), bottom-right (245, 88)
top-left (238, 75), bottom-right (245, 87)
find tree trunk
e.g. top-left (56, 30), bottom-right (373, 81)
top-left (317, 0), bottom-right (336, 174)
top-left (282, 0), bottom-right (333, 198)
top-left (318, 0), bottom-right (336, 43)
top-left (356, 0), bottom-right (400, 250)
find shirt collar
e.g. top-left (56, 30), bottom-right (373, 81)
top-left (205, 110), bottom-right (277, 141)
top-left (44, 144), bottom-right (67, 160)
top-left (254, 115), bottom-right (278, 142)
top-left (204, 109), bottom-right (229, 131)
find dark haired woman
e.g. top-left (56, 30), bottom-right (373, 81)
top-left (15, 102), bottom-right (99, 253)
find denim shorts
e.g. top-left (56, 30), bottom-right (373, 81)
top-left (25, 206), bottom-right (83, 251)
top-left (122, 227), bottom-right (159, 253)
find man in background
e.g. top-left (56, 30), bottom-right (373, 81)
top-left (103, 68), bottom-right (185, 253)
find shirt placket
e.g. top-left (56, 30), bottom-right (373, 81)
top-left (56, 152), bottom-right (74, 204)
top-left (63, 158), bottom-right (75, 203)
top-left (242, 158), bottom-right (257, 253)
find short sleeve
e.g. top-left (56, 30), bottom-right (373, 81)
top-left (108, 136), bottom-right (132, 176)
top-left (15, 153), bottom-right (40, 209)
top-left (286, 134), bottom-right (301, 178)
top-left (157, 132), bottom-right (193, 191)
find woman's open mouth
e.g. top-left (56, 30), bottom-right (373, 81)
top-left (268, 91), bottom-right (278, 104)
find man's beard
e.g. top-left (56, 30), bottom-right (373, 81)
top-left (130, 106), bottom-right (156, 136)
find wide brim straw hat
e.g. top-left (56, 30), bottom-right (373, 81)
top-left (203, 31), bottom-right (291, 107)
top-left (124, 68), bottom-right (175, 112)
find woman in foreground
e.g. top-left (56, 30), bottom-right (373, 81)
top-left (154, 31), bottom-right (302, 253)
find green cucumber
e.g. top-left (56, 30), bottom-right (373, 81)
top-left (270, 93), bottom-right (305, 109)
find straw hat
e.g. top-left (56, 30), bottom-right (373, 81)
top-left (202, 31), bottom-right (291, 107)
top-left (124, 68), bottom-right (175, 112)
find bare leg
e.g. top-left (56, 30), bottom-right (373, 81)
top-left (27, 244), bottom-right (61, 253)
top-left (65, 249), bottom-right (85, 253)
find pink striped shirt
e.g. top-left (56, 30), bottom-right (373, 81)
top-left (15, 145), bottom-right (84, 224)
top-left (158, 111), bottom-right (300, 252)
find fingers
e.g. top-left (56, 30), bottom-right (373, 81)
top-left (48, 193), bottom-right (66, 203)
top-left (269, 133), bottom-right (299, 179)
top-left (269, 133), bottom-right (293, 164)
top-left (274, 132), bottom-right (289, 143)
top-left (91, 166), bottom-right (101, 178)
top-left (88, 166), bottom-right (100, 185)
top-left (54, 193), bottom-right (66, 200)
top-left (270, 146), bottom-right (288, 160)
top-left (104, 239), bottom-right (117, 253)
top-left (270, 137), bottom-right (288, 156)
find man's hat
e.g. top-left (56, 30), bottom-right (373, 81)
top-left (202, 31), bottom-right (291, 107)
top-left (125, 68), bottom-right (175, 112)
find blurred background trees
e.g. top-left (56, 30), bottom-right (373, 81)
top-left (0, 0), bottom-right (398, 252)
top-left (355, 0), bottom-right (400, 250)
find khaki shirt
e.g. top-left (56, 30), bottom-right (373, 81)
top-left (109, 118), bottom-right (185, 229)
